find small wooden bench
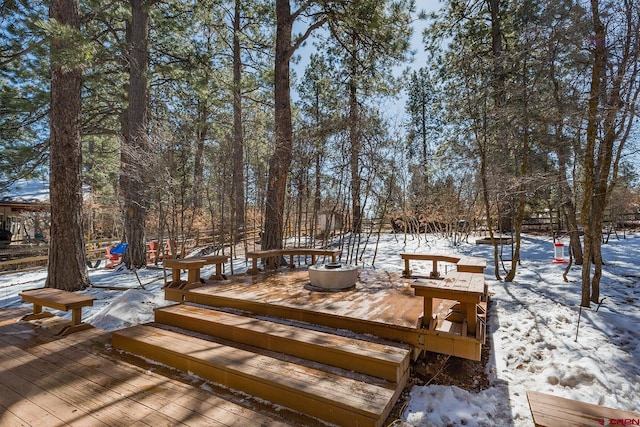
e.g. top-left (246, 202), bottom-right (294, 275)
top-left (194, 254), bottom-right (230, 280)
top-left (163, 259), bottom-right (207, 289)
top-left (412, 271), bottom-right (486, 337)
top-left (527, 390), bottom-right (640, 427)
top-left (20, 288), bottom-right (96, 336)
top-left (400, 253), bottom-right (487, 278)
top-left (246, 248), bottom-right (341, 274)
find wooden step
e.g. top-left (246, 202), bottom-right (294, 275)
top-left (155, 303), bottom-right (410, 383)
top-left (113, 325), bottom-right (404, 427)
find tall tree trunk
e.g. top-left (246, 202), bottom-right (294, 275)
top-left (478, 113), bottom-right (501, 281)
top-left (312, 83), bottom-right (322, 245)
top-left (557, 144), bottom-right (583, 265)
top-left (263, 0), bottom-right (293, 252)
top-left (505, 31), bottom-right (531, 282)
top-left (483, 0), bottom-right (505, 281)
top-left (349, 73), bottom-right (362, 234)
top-left (550, 53), bottom-right (583, 265)
top-left (232, 0), bottom-right (246, 240)
top-left (46, 0), bottom-right (89, 290)
top-left (193, 100), bottom-right (207, 213)
top-left (580, 0), bottom-right (605, 307)
top-left (121, 0), bottom-right (152, 268)
top-left (487, 0), bottom-right (506, 110)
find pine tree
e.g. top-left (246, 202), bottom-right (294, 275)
top-left (46, 0), bottom-right (89, 290)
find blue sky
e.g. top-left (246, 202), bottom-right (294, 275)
top-left (291, 1), bottom-right (442, 114)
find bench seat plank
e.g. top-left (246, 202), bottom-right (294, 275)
top-left (400, 253), bottom-right (486, 277)
top-left (527, 390), bottom-right (640, 427)
top-left (20, 288), bottom-right (95, 311)
top-left (246, 248), bottom-right (340, 274)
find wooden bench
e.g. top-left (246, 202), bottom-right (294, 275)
top-left (527, 390), bottom-right (640, 427)
top-left (400, 253), bottom-right (487, 278)
top-left (246, 248), bottom-right (341, 274)
top-left (194, 254), bottom-right (230, 280)
top-left (411, 271), bottom-right (486, 338)
top-left (163, 259), bottom-right (207, 290)
top-left (19, 288), bottom-right (96, 336)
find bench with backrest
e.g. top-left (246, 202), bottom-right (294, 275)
top-left (400, 253), bottom-right (487, 278)
top-left (527, 390), bottom-right (640, 427)
top-left (20, 288), bottom-right (96, 336)
top-left (246, 248), bottom-right (341, 274)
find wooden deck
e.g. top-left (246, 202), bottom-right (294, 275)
top-left (0, 307), bottom-right (317, 426)
top-left (166, 269), bottom-right (425, 346)
top-left (164, 268), bottom-right (485, 360)
top-left (119, 270), bottom-right (422, 427)
top-left (1, 264), bottom-right (488, 427)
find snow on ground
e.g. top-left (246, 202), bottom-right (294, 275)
top-left (1, 232), bottom-right (639, 426)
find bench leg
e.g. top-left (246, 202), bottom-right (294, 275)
top-left (246, 258), bottom-right (259, 275)
top-left (430, 260), bottom-right (440, 278)
top-left (57, 308), bottom-right (93, 336)
top-left (164, 267), bottom-right (184, 288)
top-left (465, 303), bottom-right (477, 338)
top-left (208, 263), bottom-right (227, 280)
top-left (181, 268), bottom-right (201, 289)
top-left (265, 256), bottom-right (278, 270)
top-left (402, 259), bottom-right (411, 277)
top-left (21, 304), bottom-right (55, 321)
top-left (423, 297), bottom-right (434, 329)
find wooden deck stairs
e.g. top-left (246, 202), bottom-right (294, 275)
top-left (112, 303), bottom-right (411, 427)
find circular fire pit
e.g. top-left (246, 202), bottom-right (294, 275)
top-left (308, 263), bottom-right (358, 290)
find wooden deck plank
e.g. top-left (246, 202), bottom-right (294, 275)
top-left (156, 303), bottom-right (411, 383)
top-left (11, 333), bottom-right (291, 427)
top-left (527, 390), bottom-right (640, 427)
top-left (114, 325), bottom-right (395, 415)
top-left (0, 409), bottom-right (30, 427)
top-left (128, 411), bottom-right (189, 427)
top-left (0, 345), bottom-right (110, 426)
top-left (0, 379), bottom-right (62, 426)
top-left (113, 325), bottom-right (396, 426)
top-left (43, 332), bottom-right (301, 426)
top-left (0, 314), bottom-right (295, 427)
top-left (0, 341), bottom-right (152, 426)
